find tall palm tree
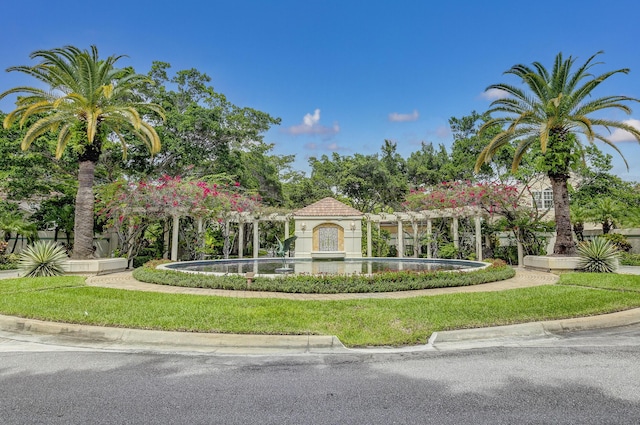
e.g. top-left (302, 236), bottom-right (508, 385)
top-left (0, 45), bottom-right (164, 259)
top-left (475, 52), bottom-right (640, 255)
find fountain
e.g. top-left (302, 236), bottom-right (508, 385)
top-left (158, 257), bottom-right (488, 276)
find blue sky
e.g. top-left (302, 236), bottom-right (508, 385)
top-left (2, 0), bottom-right (640, 181)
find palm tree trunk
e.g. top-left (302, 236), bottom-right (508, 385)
top-left (549, 172), bottom-right (576, 255)
top-left (72, 159), bottom-right (97, 259)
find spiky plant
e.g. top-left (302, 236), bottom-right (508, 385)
top-left (18, 241), bottom-right (69, 277)
top-left (577, 237), bottom-right (619, 273)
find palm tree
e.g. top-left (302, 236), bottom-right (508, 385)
top-left (0, 46), bottom-right (164, 259)
top-left (587, 197), bottom-right (623, 235)
top-left (475, 52), bottom-right (640, 255)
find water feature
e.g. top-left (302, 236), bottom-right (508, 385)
top-left (159, 257), bottom-right (487, 276)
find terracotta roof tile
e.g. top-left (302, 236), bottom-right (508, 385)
top-left (294, 197), bottom-right (363, 217)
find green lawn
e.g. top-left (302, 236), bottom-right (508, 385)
top-left (1, 274), bottom-right (639, 347)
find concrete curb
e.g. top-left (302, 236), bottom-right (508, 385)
top-left (429, 307), bottom-right (640, 345)
top-left (0, 270), bottom-right (21, 279)
top-left (0, 314), bottom-right (347, 354)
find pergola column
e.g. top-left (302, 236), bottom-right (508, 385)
top-left (197, 217), bottom-right (204, 260)
top-left (397, 219), bottom-right (403, 258)
top-left (171, 215), bottom-right (179, 261)
top-left (366, 219), bottom-right (372, 258)
top-left (163, 219), bottom-right (170, 259)
top-left (475, 216), bottom-right (482, 261)
top-left (517, 240), bottom-right (524, 266)
top-left (253, 219), bottom-right (259, 258)
top-left (284, 220), bottom-right (290, 239)
top-left (412, 221), bottom-right (419, 258)
top-left (426, 218), bottom-right (432, 258)
top-left (238, 220), bottom-right (244, 259)
top-left (452, 217), bottom-right (459, 249)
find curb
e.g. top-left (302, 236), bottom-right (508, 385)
top-left (0, 314), bottom-right (347, 354)
top-left (429, 307), bottom-right (640, 345)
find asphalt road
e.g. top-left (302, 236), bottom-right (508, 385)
top-left (1, 325), bottom-right (640, 424)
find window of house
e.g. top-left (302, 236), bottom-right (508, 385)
top-left (533, 188), bottom-right (553, 209)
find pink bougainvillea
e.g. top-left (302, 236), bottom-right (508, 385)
top-left (404, 180), bottom-right (521, 216)
top-left (96, 176), bottom-right (261, 225)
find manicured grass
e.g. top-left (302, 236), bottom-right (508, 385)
top-left (558, 272), bottom-right (640, 292)
top-left (1, 274), bottom-right (640, 347)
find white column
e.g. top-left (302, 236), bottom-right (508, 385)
top-left (517, 240), bottom-right (524, 266)
top-left (163, 219), bottom-right (170, 259)
top-left (397, 219), bottom-right (403, 258)
top-left (452, 217), bottom-right (459, 249)
top-left (238, 221), bottom-right (244, 259)
top-left (253, 219), bottom-right (259, 258)
top-left (197, 217), bottom-right (204, 260)
top-left (475, 216), bottom-right (482, 261)
top-left (426, 219), bottom-right (432, 259)
top-left (367, 220), bottom-right (372, 258)
top-left (171, 215), bottom-right (179, 261)
top-left (284, 220), bottom-right (290, 239)
top-left (412, 221), bottom-right (419, 258)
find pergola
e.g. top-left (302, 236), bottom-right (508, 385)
top-left (363, 207), bottom-right (485, 260)
top-left (166, 204), bottom-right (486, 261)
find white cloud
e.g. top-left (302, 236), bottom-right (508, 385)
top-left (389, 110), bottom-right (419, 122)
top-left (480, 88), bottom-right (509, 101)
top-left (608, 119), bottom-right (640, 143)
top-left (284, 109), bottom-right (340, 136)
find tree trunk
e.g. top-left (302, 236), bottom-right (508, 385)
top-left (72, 159), bottom-right (97, 259)
top-left (573, 222), bottom-right (584, 242)
top-left (549, 172), bottom-right (576, 255)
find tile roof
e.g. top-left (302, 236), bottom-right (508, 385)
top-left (294, 197), bottom-right (363, 217)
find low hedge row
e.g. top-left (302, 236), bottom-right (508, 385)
top-left (132, 260), bottom-right (515, 294)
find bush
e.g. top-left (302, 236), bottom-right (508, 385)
top-left (438, 242), bottom-right (459, 259)
top-left (577, 237), bottom-right (619, 273)
top-left (132, 255), bottom-right (153, 268)
top-left (601, 233), bottom-right (632, 252)
top-left (18, 241), bottom-right (69, 277)
top-left (132, 261), bottom-right (515, 294)
top-left (619, 252), bottom-right (640, 266)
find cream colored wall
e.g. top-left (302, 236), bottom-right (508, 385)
top-left (293, 217), bottom-right (362, 258)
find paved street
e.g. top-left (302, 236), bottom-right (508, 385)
top-left (1, 325), bottom-right (640, 424)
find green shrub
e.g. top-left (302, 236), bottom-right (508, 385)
top-left (18, 241), bottom-right (68, 277)
top-left (601, 233), bottom-right (632, 252)
top-left (577, 237), bottom-right (619, 273)
top-left (438, 242), bottom-right (459, 259)
top-left (619, 252), bottom-right (640, 266)
top-left (133, 262), bottom-right (515, 294)
top-left (492, 246), bottom-right (519, 265)
top-left (132, 255), bottom-right (153, 268)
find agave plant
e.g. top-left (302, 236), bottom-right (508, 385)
top-left (577, 237), bottom-right (619, 273)
top-left (19, 241), bottom-right (69, 277)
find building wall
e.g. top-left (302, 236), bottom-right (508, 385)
top-left (293, 217), bottom-right (362, 258)
top-left (2, 231), bottom-right (117, 257)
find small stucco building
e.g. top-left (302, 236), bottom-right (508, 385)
top-left (293, 197), bottom-right (363, 259)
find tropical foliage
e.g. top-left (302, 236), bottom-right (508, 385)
top-left (0, 45), bottom-right (165, 259)
top-left (476, 52), bottom-right (640, 255)
top-left (577, 237), bottom-right (619, 273)
top-left (96, 176), bottom-right (261, 262)
top-left (18, 241), bottom-right (68, 277)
